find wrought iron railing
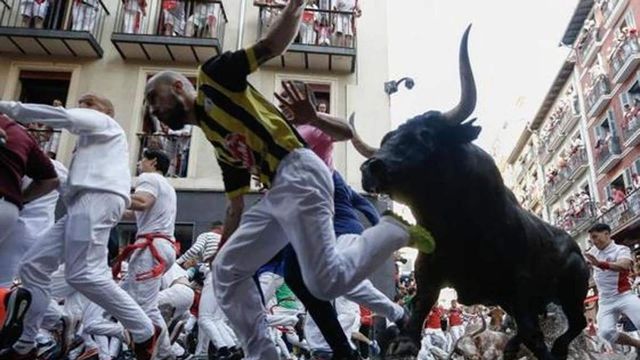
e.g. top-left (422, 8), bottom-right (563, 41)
top-left (584, 75), bottom-right (611, 113)
top-left (596, 188), bottom-right (640, 234)
top-left (255, 2), bottom-right (357, 49)
top-left (137, 133), bottom-right (191, 178)
top-left (0, 0), bottom-right (109, 41)
top-left (609, 36), bottom-right (640, 76)
top-left (113, 0), bottom-right (226, 43)
top-left (595, 135), bottom-right (621, 170)
top-left (578, 27), bottom-right (602, 61)
top-left (555, 201), bottom-right (598, 235)
top-left (27, 128), bottom-right (61, 156)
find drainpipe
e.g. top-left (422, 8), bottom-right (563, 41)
top-left (237, 0), bottom-right (247, 50)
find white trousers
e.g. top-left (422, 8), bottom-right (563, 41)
top-left (18, 192), bottom-right (154, 346)
top-left (157, 283), bottom-right (194, 321)
top-left (258, 271), bottom-right (284, 309)
top-left (71, 3), bottom-right (97, 31)
top-left (597, 292), bottom-right (640, 343)
top-left (198, 272), bottom-right (236, 352)
top-left (212, 148), bottom-right (409, 360)
top-left (337, 234), bottom-right (404, 322)
top-left (121, 237), bottom-right (176, 358)
top-left (449, 324), bottom-right (465, 350)
top-left (0, 199), bottom-right (19, 253)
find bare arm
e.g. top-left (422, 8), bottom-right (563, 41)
top-left (254, 0), bottom-right (306, 64)
top-left (585, 253), bottom-right (633, 272)
top-left (129, 192), bottom-right (156, 211)
top-left (22, 178), bottom-right (60, 203)
top-left (220, 196), bottom-right (245, 246)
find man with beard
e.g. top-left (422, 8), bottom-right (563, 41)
top-left (143, 0), bottom-right (434, 357)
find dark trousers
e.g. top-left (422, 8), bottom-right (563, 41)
top-left (282, 245), bottom-right (357, 359)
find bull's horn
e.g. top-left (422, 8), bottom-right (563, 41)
top-left (442, 24), bottom-right (477, 125)
top-left (447, 315), bottom-right (488, 359)
top-left (349, 112), bottom-right (378, 158)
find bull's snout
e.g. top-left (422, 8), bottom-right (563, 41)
top-left (360, 157), bottom-right (388, 193)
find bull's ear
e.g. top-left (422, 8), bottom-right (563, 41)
top-left (444, 118), bottom-right (481, 144)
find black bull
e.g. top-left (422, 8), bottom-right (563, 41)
top-left (358, 26), bottom-right (589, 360)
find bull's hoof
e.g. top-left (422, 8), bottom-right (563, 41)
top-left (384, 336), bottom-right (419, 360)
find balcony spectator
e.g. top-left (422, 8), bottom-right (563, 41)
top-left (315, 15), bottom-right (332, 46)
top-left (606, 196), bottom-right (615, 210)
top-left (317, 101), bottom-right (328, 113)
top-left (160, 0), bottom-right (185, 36)
top-left (333, 0), bottom-right (360, 47)
top-left (258, 0), bottom-right (287, 34)
top-left (187, 1), bottom-right (220, 38)
top-left (19, 0), bottom-right (48, 29)
top-left (299, 0), bottom-right (318, 45)
top-left (122, 0), bottom-right (147, 34)
top-left (623, 103), bottom-right (637, 132)
top-left (633, 173), bottom-right (640, 190)
top-left (71, 0), bottom-right (99, 31)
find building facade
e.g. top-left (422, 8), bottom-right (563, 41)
top-left (0, 0), bottom-right (394, 246)
top-left (506, 0), bottom-right (640, 251)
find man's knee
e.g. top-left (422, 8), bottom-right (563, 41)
top-left (306, 280), bottom-right (339, 301)
top-left (598, 328), bottom-right (619, 344)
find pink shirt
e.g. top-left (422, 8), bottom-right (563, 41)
top-left (297, 124), bottom-right (334, 170)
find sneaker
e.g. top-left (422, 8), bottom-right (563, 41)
top-left (382, 211), bottom-right (436, 254)
top-left (134, 325), bottom-right (161, 360)
top-left (0, 347), bottom-right (36, 360)
top-left (0, 288), bottom-right (31, 349)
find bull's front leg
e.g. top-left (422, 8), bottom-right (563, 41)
top-left (386, 253), bottom-right (443, 358)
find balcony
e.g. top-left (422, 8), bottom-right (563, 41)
top-left (601, 0), bottom-right (625, 28)
top-left (578, 27), bottom-right (602, 66)
top-left (597, 189), bottom-right (640, 237)
top-left (595, 136), bottom-right (622, 174)
top-left (609, 36), bottom-right (640, 84)
top-left (537, 142), bottom-right (553, 165)
top-left (568, 148), bottom-right (589, 180)
top-left (0, 0), bottom-right (108, 57)
top-left (560, 111), bottom-right (580, 135)
top-left (623, 114), bottom-right (640, 147)
top-left (585, 75), bottom-right (613, 118)
top-left (255, 3), bottom-right (356, 73)
top-left (111, 0), bottom-right (226, 63)
top-left (137, 132), bottom-right (191, 178)
top-left (555, 201), bottom-right (597, 236)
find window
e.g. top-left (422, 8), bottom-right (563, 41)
top-left (605, 174), bottom-right (626, 200)
top-left (18, 71), bottom-right (71, 159)
top-left (136, 75), bottom-right (196, 178)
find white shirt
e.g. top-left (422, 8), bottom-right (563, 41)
top-left (0, 101), bottom-right (132, 206)
top-left (134, 172), bottom-right (177, 236)
top-left (19, 160), bottom-right (68, 240)
top-left (589, 242), bottom-right (633, 299)
top-left (161, 263), bottom-right (188, 290)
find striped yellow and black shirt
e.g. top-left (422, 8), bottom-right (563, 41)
top-left (196, 46), bottom-right (305, 198)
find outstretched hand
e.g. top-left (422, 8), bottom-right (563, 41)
top-left (274, 81), bottom-right (317, 126)
top-left (583, 253), bottom-right (598, 266)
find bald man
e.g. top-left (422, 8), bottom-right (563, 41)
top-left (142, 0), bottom-right (429, 357)
top-left (0, 95), bottom-right (160, 360)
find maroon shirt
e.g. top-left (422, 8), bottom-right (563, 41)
top-left (0, 115), bottom-right (57, 208)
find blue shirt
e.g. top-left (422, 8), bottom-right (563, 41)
top-left (332, 171), bottom-right (379, 236)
